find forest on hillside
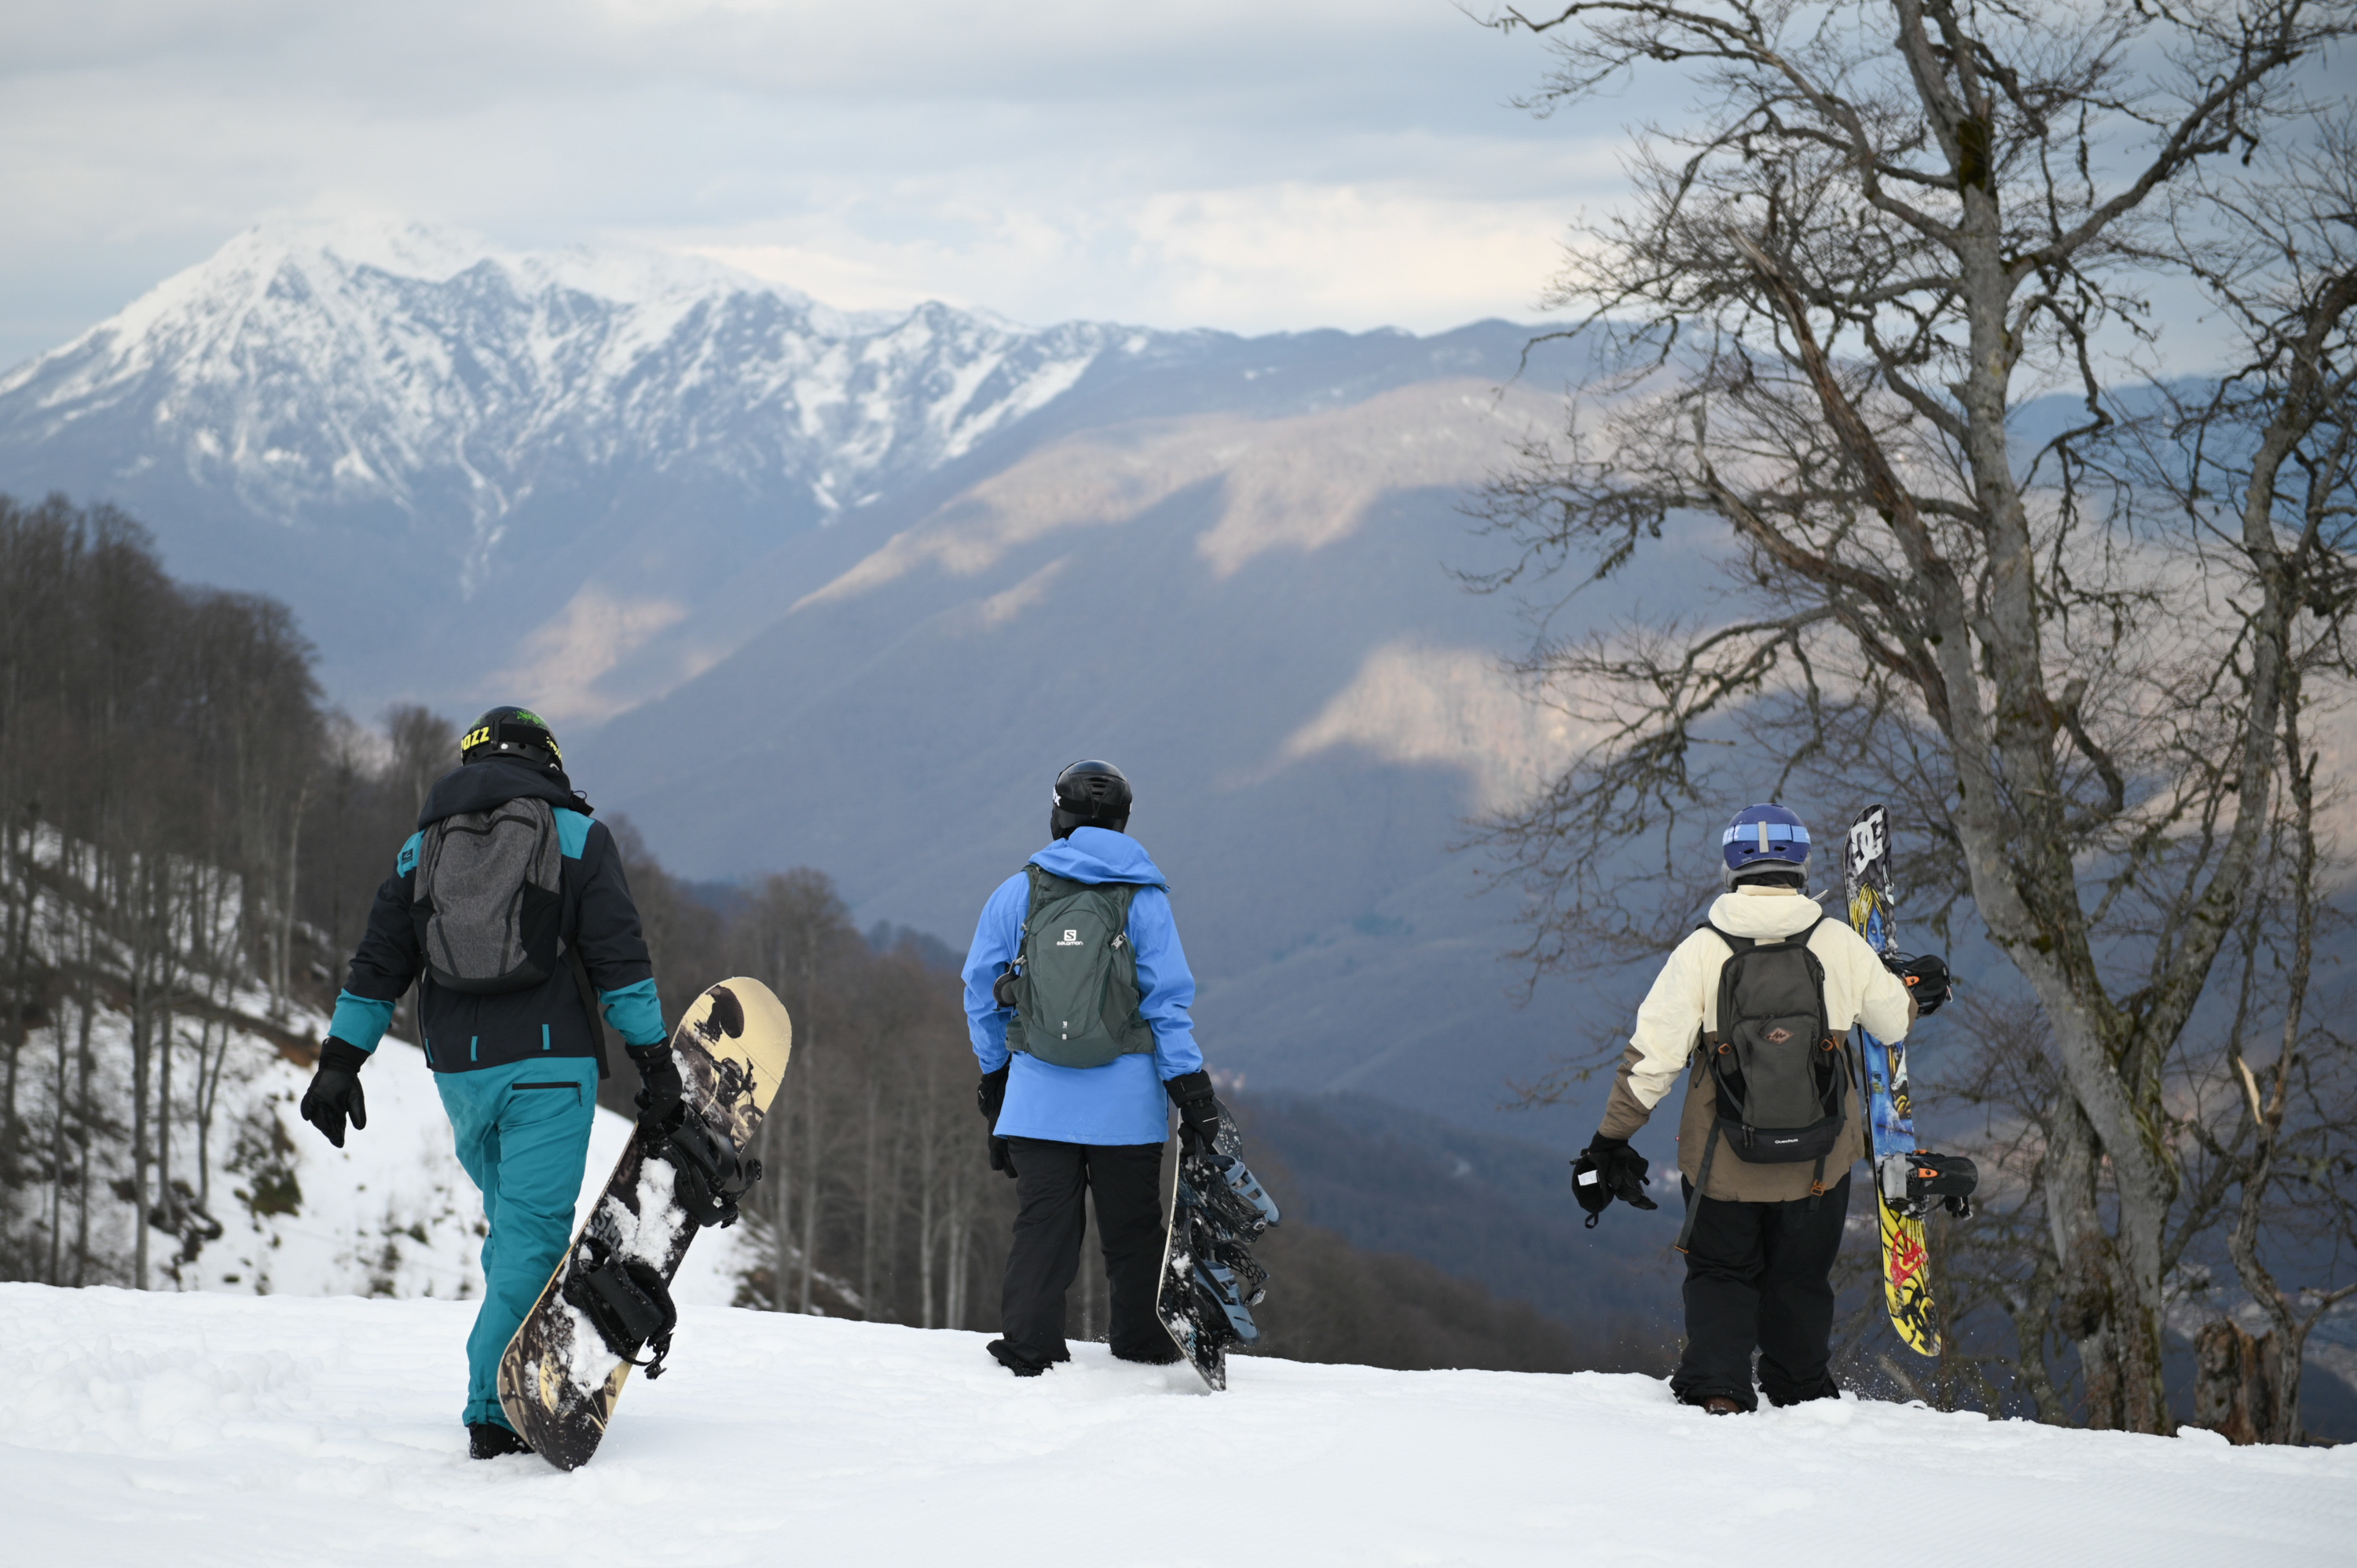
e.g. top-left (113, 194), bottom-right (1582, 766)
top-left (0, 491), bottom-right (1622, 1376)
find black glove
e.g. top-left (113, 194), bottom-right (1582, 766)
top-left (1165, 1069), bottom-right (1222, 1154)
top-left (629, 1042), bottom-right (684, 1139)
top-left (1571, 1135), bottom-right (1657, 1227)
top-left (977, 1065), bottom-right (1017, 1179)
top-left (1883, 952), bottom-right (1953, 1015)
top-left (299, 1038), bottom-right (371, 1149)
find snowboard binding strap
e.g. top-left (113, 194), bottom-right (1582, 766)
top-left (1191, 1260), bottom-right (1263, 1344)
top-left (1879, 1149), bottom-right (1978, 1219)
top-left (644, 1105), bottom-right (765, 1229)
top-left (562, 1240), bottom-right (680, 1379)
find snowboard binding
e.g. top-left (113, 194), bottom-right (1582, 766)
top-left (1192, 1258), bottom-right (1264, 1343)
top-left (1167, 1138), bottom-right (1277, 1350)
top-left (642, 1102), bottom-right (765, 1228)
top-left (561, 1236), bottom-right (680, 1378)
top-left (1217, 1154), bottom-right (1281, 1229)
top-left (1878, 1149), bottom-right (1978, 1219)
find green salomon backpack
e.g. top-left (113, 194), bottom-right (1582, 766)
top-left (1003, 865), bottom-right (1156, 1069)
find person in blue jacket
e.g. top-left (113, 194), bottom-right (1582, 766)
top-left (963, 760), bottom-right (1220, 1376)
top-left (292, 706), bottom-right (683, 1460)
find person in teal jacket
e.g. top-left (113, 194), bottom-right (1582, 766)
top-left (295, 706), bottom-right (680, 1460)
top-left (962, 760), bottom-right (1220, 1376)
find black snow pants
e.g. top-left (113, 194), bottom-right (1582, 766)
top-left (1670, 1171), bottom-right (1852, 1412)
top-left (997, 1138), bottom-right (1169, 1370)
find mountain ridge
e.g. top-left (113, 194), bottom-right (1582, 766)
top-left (0, 219), bottom-right (1629, 1146)
top-left (0, 220), bottom-right (1557, 721)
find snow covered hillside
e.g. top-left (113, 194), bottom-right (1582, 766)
top-left (8, 989), bottom-right (750, 1306)
top-left (176, 1034), bottom-right (752, 1307)
top-left (0, 819), bottom-right (752, 1305)
top-left (6, 1284), bottom-right (2350, 1568)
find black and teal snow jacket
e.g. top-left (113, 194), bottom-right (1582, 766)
top-left (326, 757), bottom-right (665, 1075)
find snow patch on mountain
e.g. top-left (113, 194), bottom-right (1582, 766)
top-left (0, 218), bottom-right (1158, 592)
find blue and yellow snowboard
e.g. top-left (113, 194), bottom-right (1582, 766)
top-left (1842, 806), bottom-right (1940, 1357)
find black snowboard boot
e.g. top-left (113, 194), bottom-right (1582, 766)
top-left (468, 1421), bottom-right (533, 1460)
top-left (1113, 1341), bottom-right (1182, 1366)
top-left (986, 1338), bottom-right (1069, 1378)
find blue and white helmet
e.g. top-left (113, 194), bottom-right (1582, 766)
top-left (1721, 803), bottom-right (1810, 890)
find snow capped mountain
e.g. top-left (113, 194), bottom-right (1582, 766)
top-left (0, 219), bottom-right (1154, 594)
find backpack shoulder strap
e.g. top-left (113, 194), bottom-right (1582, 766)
top-left (1699, 921), bottom-right (1751, 952)
top-left (1699, 923), bottom-right (1748, 1049)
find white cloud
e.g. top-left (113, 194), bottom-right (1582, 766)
top-left (0, 0), bottom-right (1629, 365)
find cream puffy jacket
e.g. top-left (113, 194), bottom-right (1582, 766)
top-left (1598, 885), bottom-right (1915, 1202)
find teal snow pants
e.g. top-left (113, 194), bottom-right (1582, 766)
top-left (434, 1057), bottom-right (599, 1430)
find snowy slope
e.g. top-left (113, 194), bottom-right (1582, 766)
top-left (192, 1036), bottom-right (750, 1308)
top-left (5, 1284), bottom-right (2351, 1568)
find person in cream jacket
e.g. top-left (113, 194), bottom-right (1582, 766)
top-left (1574, 803), bottom-right (1942, 1414)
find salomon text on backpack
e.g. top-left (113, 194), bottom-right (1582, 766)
top-left (411, 797), bottom-right (564, 994)
top-left (1677, 912), bottom-right (1849, 1247)
top-left (1001, 866), bottom-right (1155, 1069)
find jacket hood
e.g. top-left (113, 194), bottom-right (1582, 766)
top-left (417, 757), bottom-right (590, 829)
top-left (1706, 885), bottom-right (1827, 940)
top-left (1029, 826), bottom-right (1168, 888)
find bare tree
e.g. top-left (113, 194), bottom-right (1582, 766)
top-left (1474, 0), bottom-right (2355, 1431)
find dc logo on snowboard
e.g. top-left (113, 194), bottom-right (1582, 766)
top-left (1847, 815), bottom-right (1886, 873)
top-left (1058, 929), bottom-right (1083, 947)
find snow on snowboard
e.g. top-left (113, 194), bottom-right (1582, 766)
top-left (497, 976), bottom-right (792, 1469)
top-left (1841, 806), bottom-right (1943, 1357)
top-left (1156, 1097), bottom-right (1281, 1390)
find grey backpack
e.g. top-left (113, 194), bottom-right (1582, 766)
top-left (1677, 913), bottom-right (1849, 1245)
top-left (410, 797), bottom-right (565, 995)
top-left (1002, 866), bottom-right (1156, 1069)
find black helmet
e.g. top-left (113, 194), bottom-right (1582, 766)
top-left (461, 705), bottom-right (563, 771)
top-left (1050, 759), bottom-right (1131, 839)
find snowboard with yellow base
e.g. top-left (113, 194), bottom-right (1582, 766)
top-left (497, 976), bottom-right (792, 1469)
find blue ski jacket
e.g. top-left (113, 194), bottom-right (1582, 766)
top-left (963, 828), bottom-right (1203, 1146)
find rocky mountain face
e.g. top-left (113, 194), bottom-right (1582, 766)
top-left (0, 221), bottom-right (1640, 1142)
top-left (0, 222), bottom-right (1186, 707)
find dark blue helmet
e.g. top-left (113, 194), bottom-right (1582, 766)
top-left (1721, 803), bottom-right (1810, 888)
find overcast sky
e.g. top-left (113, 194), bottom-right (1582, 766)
top-left (0, 0), bottom-right (1655, 369)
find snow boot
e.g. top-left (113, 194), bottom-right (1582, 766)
top-left (987, 1338), bottom-right (1069, 1377)
top-left (1114, 1341), bottom-right (1183, 1366)
top-left (469, 1421), bottom-right (533, 1460)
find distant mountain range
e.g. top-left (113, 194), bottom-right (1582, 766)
top-left (0, 220), bottom-right (1662, 1149)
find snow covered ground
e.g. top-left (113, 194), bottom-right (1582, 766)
top-left (5, 1283), bottom-right (2349, 1568)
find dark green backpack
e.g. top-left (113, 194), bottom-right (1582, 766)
top-left (1003, 865), bottom-right (1156, 1069)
